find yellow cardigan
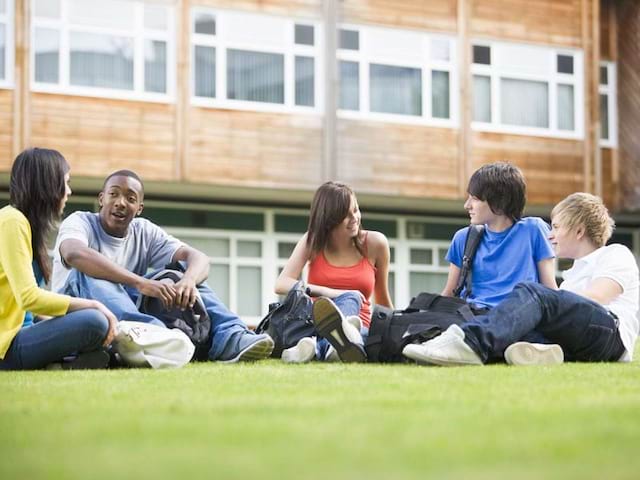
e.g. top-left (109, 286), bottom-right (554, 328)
top-left (0, 206), bottom-right (70, 358)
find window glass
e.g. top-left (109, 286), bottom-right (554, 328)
top-left (431, 38), bottom-right (450, 61)
top-left (278, 242), bottom-right (296, 259)
top-left (0, 23), bottom-right (5, 80)
top-left (69, 32), bottom-right (134, 90)
top-left (409, 272), bottom-right (448, 297)
top-left (500, 78), bottom-right (549, 128)
top-left (34, 28), bottom-right (60, 84)
top-left (600, 65), bottom-right (608, 85)
top-left (557, 84), bottom-right (574, 131)
top-left (339, 29), bottom-right (359, 50)
top-left (238, 240), bottom-right (262, 258)
top-left (473, 45), bottom-right (491, 65)
top-left (237, 266), bottom-right (262, 316)
top-left (294, 24), bottom-right (314, 46)
top-left (431, 70), bottom-right (450, 119)
top-left (144, 40), bottom-right (167, 93)
top-left (410, 249), bottom-right (433, 265)
top-left (227, 49), bottom-right (284, 104)
top-left (209, 264), bottom-right (230, 306)
top-left (600, 94), bottom-right (609, 140)
top-left (194, 45), bottom-right (215, 98)
top-left (557, 54), bottom-right (574, 74)
top-left (295, 56), bottom-right (314, 107)
top-left (194, 12), bottom-right (216, 35)
top-left (370, 64), bottom-right (422, 116)
top-left (473, 75), bottom-right (491, 122)
top-left (339, 60), bottom-right (359, 111)
top-left (34, 0), bottom-right (60, 18)
top-left (68, 0), bottom-right (135, 30)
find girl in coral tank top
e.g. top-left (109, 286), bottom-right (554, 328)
top-left (275, 181), bottom-right (393, 363)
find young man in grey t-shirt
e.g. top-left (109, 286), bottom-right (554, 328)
top-left (52, 170), bottom-right (274, 363)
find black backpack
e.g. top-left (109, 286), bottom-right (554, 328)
top-left (365, 225), bottom-right (485, 363)
top-left (137, 264), bottom-right (212, 360)
top-left (255, 282), bottom-right (315, 358)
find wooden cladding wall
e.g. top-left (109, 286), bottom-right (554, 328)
top-left (187, 108), bottom-right (323, 189)
top-left (189, 0), bottom-right (321, 17)
top-left (337, 120), bottom-right (460, 199)
top-left (601, 148), bottom-right (619, 209)
top-left (29, 94), bottom-right (177, 181)
top-left (340, 0), bottom-right (457, 33)
top-left (616, 0), bottom-right (640, 212)
top-left (470, 0), bottom-right (584, 46)
top-left (0, 90), bottom-right (13, 171)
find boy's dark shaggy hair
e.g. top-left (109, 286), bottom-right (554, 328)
top-left (467, 162), bottom-right (526, 221)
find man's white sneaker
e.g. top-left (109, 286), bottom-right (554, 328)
top-left (402, 324), bottom-right (483, 366)
top-left (281, 337), bottom-right (317, 363)
top-left (504, 342), bottom-right (564, 366)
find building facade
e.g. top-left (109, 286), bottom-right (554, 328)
top-left (1, 0), bottom-right (639, 325)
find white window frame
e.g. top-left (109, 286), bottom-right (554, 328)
top-left (30, 0), bottom-right (175, 103)
top-left (599, 61), bottom-right (617, 148)
top-left (190, 8), bottom-right (323, 115)
top-left (471, 39), bottom-right (584, 140)
top-left (0, 0), bottom-right (14, 88)
top-left (337, 23), bottom-right (458, 128)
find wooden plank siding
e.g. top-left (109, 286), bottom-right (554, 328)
top-left (0, 90), bottom-right (13, 170)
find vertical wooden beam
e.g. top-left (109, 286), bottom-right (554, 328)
top-left (593, 0), bottom-right (602, 198)
top-left (581, 0), bottom-right (593, 193)
top-left (323, 0), bottom-right (337, 181)
top-left (12, 0), bottom-right (30, 157)
top-left (609, 0), bottom-right (620, 208)
top-left (457, 0), bottom-right (471, 198)
top-left (175, 0), bottom-right (189, 182)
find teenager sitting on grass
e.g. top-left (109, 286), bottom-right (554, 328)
top-left (51, 170), bottom-right (273, 363)
top-left (0, 148), bottom-right (117, 370)
top-left (440, 162), bottom-right (557, 309)
top-left (275, 181), bottom-right (393, 363)
top-left (404, 193), bottom-right (639, 366)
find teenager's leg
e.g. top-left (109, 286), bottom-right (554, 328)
top-left (64, 269), bottom-right (163, 326)
top-left (0, 310), bottom-right (108, 370)
top-left (463, 282), bottom-right (623, 362)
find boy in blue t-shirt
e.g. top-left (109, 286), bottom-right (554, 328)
top-left (441, 163), bottom-right (557, 309)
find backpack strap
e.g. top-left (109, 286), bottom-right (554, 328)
top-left (452, 224), bottom-right (485, 299)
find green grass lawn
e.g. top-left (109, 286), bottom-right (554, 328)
top-left (2, 356), bottom-right (640, 480)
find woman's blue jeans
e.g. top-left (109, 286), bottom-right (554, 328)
top-left (316, 292), bottom-right (365, 360)
top-left (62, 269), bottom-right (249, 361)
top-left (462, 282), bottom-right (625, 363)
top-left (0, 309), bottom-right (109, 370)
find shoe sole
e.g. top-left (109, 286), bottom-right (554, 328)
top-left (221, 337), bottom-right (275, 364)
top-left (313, 298), bottom-right (366, 363)
top-left (504, 342), bottom-right (564, 366)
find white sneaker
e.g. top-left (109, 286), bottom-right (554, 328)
top-left (402, 324), bottom-right (483, 366)
top-left (281, 337), bottom-right (317, 364)
top-left (324, 346), bottom-right (340, 362)
top-left (504, 342), bottom-right (564, 366)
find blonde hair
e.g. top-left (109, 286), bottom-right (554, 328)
top-left (551, 192), bottom-right (615, 247)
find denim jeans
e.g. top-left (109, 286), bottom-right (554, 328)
top-left (462, 282), bottom-right (625, 363)
top-left (316, 292), bottom-right (364, 360)
top-left (63, 269), bottom-right (249, 361)
top-left (0, 309), bottom-right (109, 370)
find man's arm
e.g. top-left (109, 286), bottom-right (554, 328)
top-left (171, 246), bottom-right (210, 309)
top-left (59, 238), bottom-right (176, 306)
top-left (580, 277), bottom-right (623, 306)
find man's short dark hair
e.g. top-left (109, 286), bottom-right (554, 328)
top-left (102, 169), bottom-right (144, 193)
top-left (467, 162), bottom-right (526, 221)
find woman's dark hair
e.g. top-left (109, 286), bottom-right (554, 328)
top-left (306, 181), bottom-right (364, 256)
top-left (467, 162), bottom-right (526, 221)
top-left (10, 148), bottom-right (70, 283)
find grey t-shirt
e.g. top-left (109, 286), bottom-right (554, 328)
top-left (51, 211), bottom-right (184, 292)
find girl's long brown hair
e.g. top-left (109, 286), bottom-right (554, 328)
top-left (306, 181), bottom-right (364, 257)
top-left (10, 148), bottom-right (69, 283)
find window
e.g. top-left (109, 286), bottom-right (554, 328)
top-left (31, 0), bottom-right (174, 101)
top-left (472, 41), bottom-right (583, 139)
top-left (0, 0), bottom-right (13, 87)
top-left (338, 25), bottom-right (457, 126)
top-left (599, 62), bottom-right (617, 147)
top-left (191, 9), bottom-right (321, 113)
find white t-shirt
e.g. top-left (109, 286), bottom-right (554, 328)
top-left (52, 211), bottom-right (184, 293)
top-left (560, 244), bottom-right (640, 362)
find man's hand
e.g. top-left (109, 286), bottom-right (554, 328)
top-left (174, 276), bottom-right (198, 310)
top-left (136, 278), bottom-right (177, 308)
top-left (92, 301), bottom-right (118, 347)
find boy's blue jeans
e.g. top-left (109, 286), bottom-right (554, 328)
top-left (316, 292), bottom-right (366, 360)
top-left (462, 282), bottom-right (625, 363)
top-left (0, 309), bottom-right (109, 370)
top-left (63, 269), bottom-right (250, 361)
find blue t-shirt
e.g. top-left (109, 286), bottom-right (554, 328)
top-left (446, 217), bottom-right (554, 309)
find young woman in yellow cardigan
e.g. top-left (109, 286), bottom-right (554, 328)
top-left (0, 148), bottom-right (117, 370)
